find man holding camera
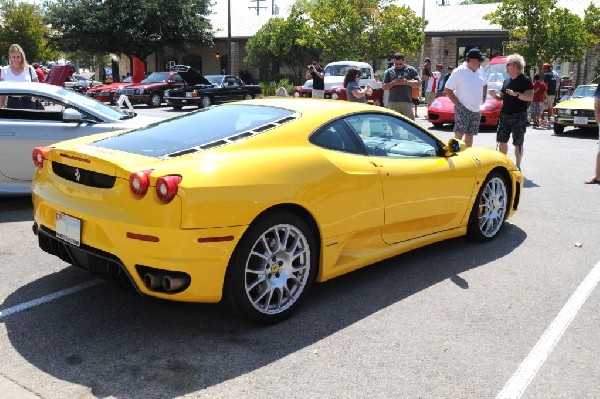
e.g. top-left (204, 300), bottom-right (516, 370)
top-left (305, 60), bottom-right (325, 99)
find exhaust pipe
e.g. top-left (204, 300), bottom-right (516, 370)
top-left (162, 275), bottom-right (190, 293)
top-left (143, 272), bottom-right (164, 290)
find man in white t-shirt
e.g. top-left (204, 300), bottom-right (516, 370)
top-left (443, 48), bottom-right (488, 147)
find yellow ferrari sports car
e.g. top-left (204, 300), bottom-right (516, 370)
top-left (32, 98), bottom-right (522, 324)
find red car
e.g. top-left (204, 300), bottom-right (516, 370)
top-left (427, 84), bottom-right (503, 128)
top-left (86, 76), bottom-right (132, 104)
top-left (114, 71), bottom-right (186, 107)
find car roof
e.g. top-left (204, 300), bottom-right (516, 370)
top-left (325, 61), bottom-right (372, 69)
top-left (0, 81), bottom-right (63, 95)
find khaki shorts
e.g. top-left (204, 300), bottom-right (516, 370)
top-left (546, 95), bottom-right (555, 112)
top-left (388, 101), bottom-right (415, 121)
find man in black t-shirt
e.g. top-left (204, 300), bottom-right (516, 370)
top-left (542, 63), bottom-right (559, 123)
top-left (489, 54), bottom-right (534, 171)
top-left (305, 60), bottom-right (325, 99)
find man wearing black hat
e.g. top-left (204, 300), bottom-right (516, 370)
top-left (382, 53), bottom-right (420, 120)
top-left (443, 48), bottom-right (487, 147)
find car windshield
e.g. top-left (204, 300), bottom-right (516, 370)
top-left (571, 85), bottom-right (597, 98)
top-left (92, 104), bottom-right (296, 157)
top-left (141, 72), bottom-right (171, 83)
top-left (485, 64), bottom-right (508, 83)
top-left (205, 76), bottom-right (223, 85)
top-left (56, 87), bottom-right (135, 120)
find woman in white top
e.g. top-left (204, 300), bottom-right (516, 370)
top-left (0, 43), bottom-right (39, 109)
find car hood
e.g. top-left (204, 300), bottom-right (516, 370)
top-left (177, 68), bottom-right (211, 86)
top-left (46, 65), bottom-right (75, 87)
top-left (553, 97), bottom-right (594, 109)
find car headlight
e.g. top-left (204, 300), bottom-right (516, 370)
top-left (557, 108), bottom-right (569, 115)
top-left (164, 90), bottom-right (170, 96)
top-left (331, 92), bottom-right (339, 100)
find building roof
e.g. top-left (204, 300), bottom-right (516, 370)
top-left (210, 0), bottom-right (596, 39)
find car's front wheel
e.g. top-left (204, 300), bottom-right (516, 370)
top-left (244, 94), bottom-right (253, 100)
top-left (467, 172), bottom-right (508, 242)
top-left (200, 95), bottom-right (212, 108)
top-left (224, 212), bottom-right (317, 324)
top-left (553, 123), bottom-right (565, 135)
top-left (148, 93), bottom-right (162, 108)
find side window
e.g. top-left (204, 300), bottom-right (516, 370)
top-left (172, 74), bottom-right (183, 83)
top-left (346, 113), bottom-right (440, 158)
top-left (310, 119), bottom-right (365, 155)
top-left (234, 77), bottom-right (243, 86)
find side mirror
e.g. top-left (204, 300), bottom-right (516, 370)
top-left (443, 137), bottom-right (465, 156)
top-left (62, 108), bottom-right (83, 123)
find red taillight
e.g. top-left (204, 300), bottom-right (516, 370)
top-left (129, 170), bottom-right (152, 197)
top-left (156, 175), bottom-right (182, 203)
top-left (32, 147), bottom-right (51, 169)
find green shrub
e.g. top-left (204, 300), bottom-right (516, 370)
top-left (260, 78), bottom-right (296, 96)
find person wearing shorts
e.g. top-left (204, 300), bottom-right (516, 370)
top-left (443, 48), bottom-right (487, 147)
top-left (489, 54), bottom-right (534, 171)
top-left (531, 74), bottom-right (547, 128)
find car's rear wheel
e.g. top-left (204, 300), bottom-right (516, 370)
top-left (224, 212), bottom-right (317, 324)
top-left (244, 94), bottom-right (253, 100)
top-left (553, 123), bottom-right (565, 134)
top-left (148, 93), bottom-right (162, 107)
top-left (467, 172), bottom-right (508, 242)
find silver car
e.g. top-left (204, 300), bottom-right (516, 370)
top-left (0, 82), bottom-right (163, 196)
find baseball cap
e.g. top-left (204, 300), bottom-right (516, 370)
top-left (466, 48), bottom-right (485, 61)
top-left (33, 62), bottom-right (39, 68)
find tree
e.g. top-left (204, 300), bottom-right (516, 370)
top-left (0, 0), bottom-right (59, 63)
top-left (43, 0), bottom-right (214, 60)
top-left (245, 0), bottom-right (425, 82)
top-left (484, 0), bottom-right (597, 66)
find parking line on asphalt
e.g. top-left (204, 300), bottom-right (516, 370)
top-left (0, 280), bottom-right (101, 319)
top-left (497, 260), bottom-right (600, 399)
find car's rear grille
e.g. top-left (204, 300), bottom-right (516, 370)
top-left (37, 226), bottom-right (136, 291)
top-left (52, 162), bottom-right (116, 188)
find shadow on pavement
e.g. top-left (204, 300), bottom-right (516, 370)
top-left (1, 223), bottom-right (526, 398)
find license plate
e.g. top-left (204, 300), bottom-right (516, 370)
top-left (56, 212), bottom-right (81, 247)
top-left (573, 116), bottom-right (588, 124)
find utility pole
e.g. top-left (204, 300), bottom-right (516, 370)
top-left (227, 0), bottom-right (231, 74)
top-left (248, 0), bottom-right (267, 16)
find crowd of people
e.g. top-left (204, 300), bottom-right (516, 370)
top-left (303, 49), bottom-right (598, 184)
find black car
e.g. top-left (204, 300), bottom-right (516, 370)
top-left (164, 65), bottom-right (263, 110)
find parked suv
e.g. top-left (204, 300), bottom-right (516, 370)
top-left (114, 71), bottom-right (185, 107)
top-left (291, 61), bottom-right (382, 102)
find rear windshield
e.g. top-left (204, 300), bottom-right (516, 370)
top-left (92, 104), bottom-right (295, 157)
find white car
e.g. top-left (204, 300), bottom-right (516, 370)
top-left (0, 82), bottom-right (163, 196)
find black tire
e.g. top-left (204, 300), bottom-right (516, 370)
top-left (553, 123), bottom-right (565, 135)
top-left (200, 95), bottom-right (212, 108)
top-left (224, 212), bottom-right (317, 324)
top-left (244, 94), bottom-right (253, 100)
top-left (148, 93), bottom-right (162, 108)
top-left (432, 123), bottom-right (443, 128)
top-left (467, 172), bottom-right (509, 242)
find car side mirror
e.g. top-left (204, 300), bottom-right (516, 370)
top-left (443, 137), bottom-right (465, 156)
top-left (63, 108), bottom-right (83, 123)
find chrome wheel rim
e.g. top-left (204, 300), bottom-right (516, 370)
top-left (201, 96), bottom-right (211, 108)
top-left (151, 94), bottom-right (161, 107)
top-left (244, 94), bottom-right (252, 100)
top-left (244, 224), bottom-right (310, 315)
top-left (477, 177), bottom-right (507, 238)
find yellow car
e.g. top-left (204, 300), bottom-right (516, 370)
top-left (32, 99), bottom-right (523, 324)
top-left (553, 84), bottom-right (598, 134)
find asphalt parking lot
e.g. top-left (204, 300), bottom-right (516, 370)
top-left (1, 102), bottom-right (599, 398)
